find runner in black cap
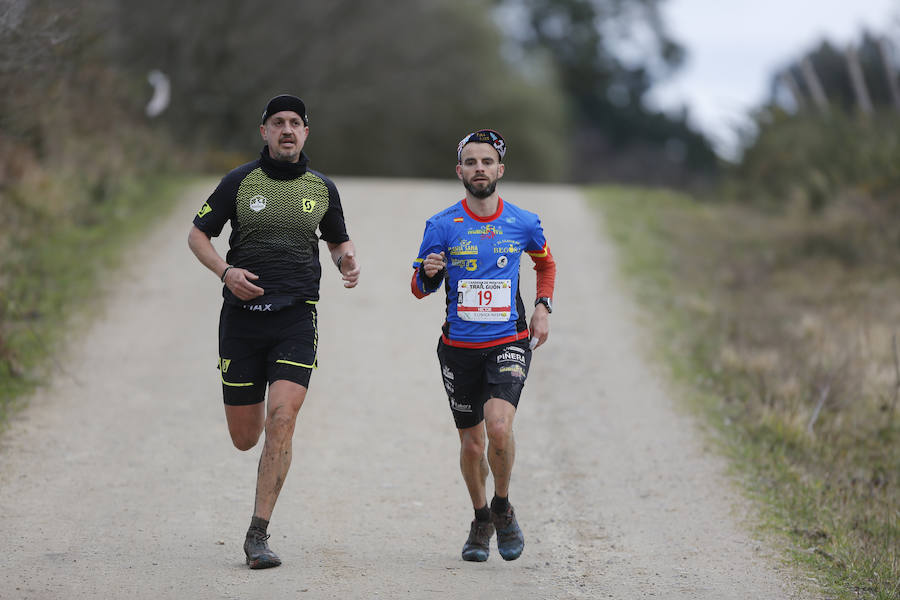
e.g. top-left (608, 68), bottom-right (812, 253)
top-left (188, 94), bottom-right (360, 569)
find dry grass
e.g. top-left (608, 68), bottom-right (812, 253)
top-left (594, 186), bottom-right (900, 600)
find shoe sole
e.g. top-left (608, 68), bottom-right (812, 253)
top-left (246, 556), bottom-right (282, 569)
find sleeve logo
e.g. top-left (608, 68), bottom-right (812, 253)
top-left (197, 202), bottom-right (212, 218)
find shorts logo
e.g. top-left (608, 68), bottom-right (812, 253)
top-left (243, 303), bottom-right (273, 311)
top-left (442, 365), bottom-right (454, 380)
top-left (197, 202), bottom-right (212, 218)
top-left (451, 398), bottom-right (472, 413)
top-left (497, 350), bottom-right (526, 366)
top-left (496, 255), bottom-right (508, 268)
top-left (220, 358), bottom-right (231, 373)
top-left (249, 195), bottom-right (267, 212)
top-left (301, 198), bottom-right (317, 213)
top-left (499, 364), bottom-right (526, 379)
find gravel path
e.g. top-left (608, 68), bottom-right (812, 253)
top-left (0, 178), bottom-right (809, 599)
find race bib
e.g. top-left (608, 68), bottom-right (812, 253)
top-left (456, 279), bottom-right (512, 322)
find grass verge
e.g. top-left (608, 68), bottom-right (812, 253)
top-left (0, 175), bottom-right (190, 428)
top-left (591, 186), bottom-right (899, 600)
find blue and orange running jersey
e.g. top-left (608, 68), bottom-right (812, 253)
top-left (412, 197), bottom-right (550, 348)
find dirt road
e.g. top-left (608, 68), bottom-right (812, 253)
top-left (0, 178), bottom-right (808, 599)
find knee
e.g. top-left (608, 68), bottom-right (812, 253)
top-left (485, 419), bottom-right (512, 448)
top-left (460, 435), bottom-right (485, 461)
top-left (230, 429), bottom-right (262, 451)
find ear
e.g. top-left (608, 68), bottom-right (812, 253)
top-left (497, 163), bottom-right (505, 179)
top-left (259, 123), bottom-right (267, 140)
top-left (456, 164), bottom-right (463, 180)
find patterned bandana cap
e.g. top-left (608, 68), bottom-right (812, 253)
top-left (457, 129), bottom-right (506, 162)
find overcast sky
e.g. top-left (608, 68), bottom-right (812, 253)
top-left (648, 0), bottom-right (900, 158)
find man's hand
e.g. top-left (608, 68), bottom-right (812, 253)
top-left (223, 267), bottom-right (265, 301)
top-left (529, 303), bottom-right (550, 350)
top-left (339, 251), bottom-right (360, 288)
top-left (422, 252), bottom-right (446, 277)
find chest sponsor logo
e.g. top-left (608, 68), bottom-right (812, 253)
top-left (449, 239), bottom-right (478, 256)
top-left (494, 239), bottom-right (522, 254)
top-left (197, 202), bottom-right (212, 218)
top-left (468, 224), bottom-right (503, 239)
top-left (496, 255), bottom-right (508, 268)
top-left (249, 195), bottom-right (267, 212)
top-left (301, 198), bottom-right (317, 213)
top-left (451, 258), bottom-right (478, 271)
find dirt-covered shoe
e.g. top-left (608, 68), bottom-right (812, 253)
top-left (244, 529), bottom-right (282, 569)
top-left (461, 519), bottom-right (494, 562)
top-left (491, 505), bottom-right (524, 561)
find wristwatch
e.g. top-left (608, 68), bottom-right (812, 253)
top-left (535, 297), bottom-right (552, 314)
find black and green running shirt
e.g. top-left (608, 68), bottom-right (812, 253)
top-left (193, 147), bottom-right (350, 308)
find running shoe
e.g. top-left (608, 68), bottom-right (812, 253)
top-left (461, 519), bottom-right (494, 562)
top-left (244, 529), bottom-right (282, 569)
top-left (492, 505), bottom-right (524, 561)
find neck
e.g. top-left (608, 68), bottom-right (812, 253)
top-left (465, 194), bottom-right (500, 217)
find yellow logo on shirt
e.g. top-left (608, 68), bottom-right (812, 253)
top-left (301, 198), bottom-right (317, 213)
top-left (197, 203), bottom-right (212, 218)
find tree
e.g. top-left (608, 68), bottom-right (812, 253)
top-left (492, 0), bottom-right (718, 182)
top-left (105, 0), bottom-right (570, 181)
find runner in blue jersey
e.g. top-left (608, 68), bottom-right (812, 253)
top-left (411, 129), bottom-right (556, 562)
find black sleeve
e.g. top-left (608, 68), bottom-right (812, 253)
top-left (318, 175), bottom-right (351, 244)
top-left (192, 164), bottom-right (250, 237)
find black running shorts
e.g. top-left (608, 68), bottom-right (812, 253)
top-left (436, 338), bottom-right (532, 429)
top-left (218, 302), bottom-right (318, 406)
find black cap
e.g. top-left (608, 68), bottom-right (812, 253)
top-left (261, 94), bottom-right (308, 125)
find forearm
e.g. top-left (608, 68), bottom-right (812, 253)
top-left (327, 240), bottom-right (355, 269)
top-left (532, 250), bottom-right (556, 300)
top-left (188, 225), bottom-right (228, 279)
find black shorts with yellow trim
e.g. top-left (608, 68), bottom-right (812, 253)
top-left (217, 301), bottom-right (318, 406)
top-left (436, 337), bottom-right (532, 429)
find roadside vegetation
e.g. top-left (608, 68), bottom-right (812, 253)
top-left (594, 186), bottom-right (899, 599)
